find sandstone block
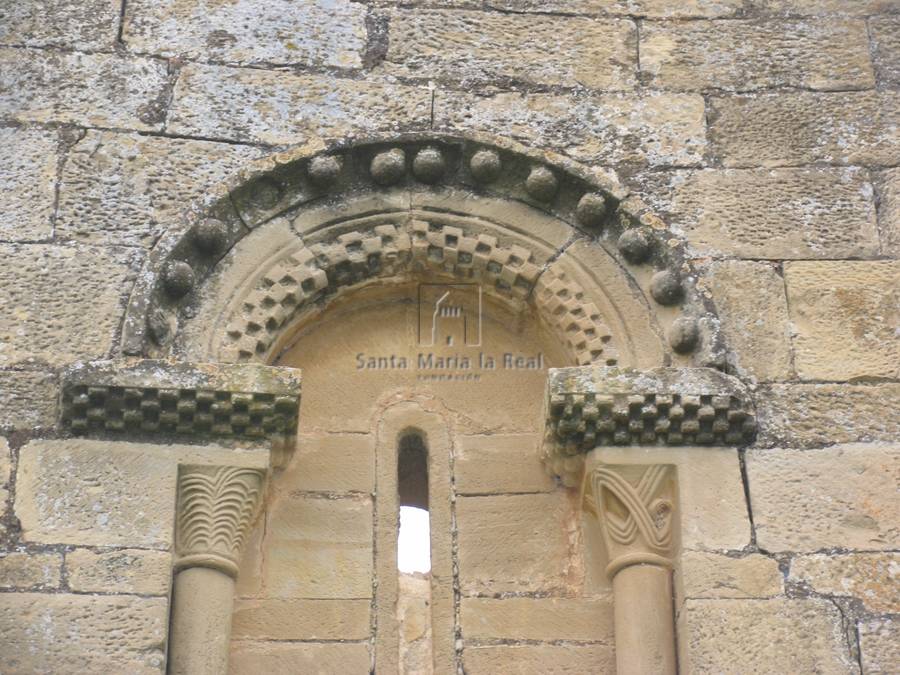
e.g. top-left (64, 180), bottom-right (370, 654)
top-left (262, 494), bottom-right (373, 598)
top-left (0, 593), bottom-right (167, 673)
top-left (790, 553), bottom-right (900, 613)
top-left (678, 551), bottom-right (782, 600)
top-left (871, 16), bottom-right (900, 88)
top-left (66, 548), bottom-right (172, 595)
top-left (876, 168), bottom-right (900, 256)
top-left (860, 619), bottom-right (900, 675)
top-left (0, 48), bottom-right (169, 130)
top-left (759, 0), bottom-right (900, 13)
top-left (679, 598), bottom-right (857, 674)
top-left (436, 90), bottom-right (706, 167)
top-left (0, 369), bottom-right (58, 430)
top-left (230, 642), bottom-right (370, 674)
top-left (0, 127), bottom-right (58, 241)
top-left (386, 10), bottom-right (636, 90)
top-left (0, 552), bottom-right (61, 590)
top-left (785, 261), bottom-right (899, 380)
top-left (0, 436), bottom-right (8, 540)
top-left (456, 493), bottom-right (573, 594)
top-left (641, 19), bottom-right (873, 91)
top-left (639, 168), bottom-right (878, 259)
top-left (14, 439), bottom-right (267, 548)
top-left (0, 0), bottom-right (119, 50)
top-left (747, 444), bottom-right (900, 552)
top-left (57, 131), bottom-right (261, 248)
top-left (280, 433), bottom-right (375, 493)
top-left (168, 64), bottom-right (432, 145)
top-left (124, 0), bottom-right (367, 68)
top-left (709, 91), bottom-right (900, 167)
top-left (756, 383), bottom-right (900, 448)
top-left (463, 644), bottom-right (616, 674)
top-left (455, 434), bottom-right (553, 494)
top-left (0, 244), bottom-right (140, 368)
top-left (461, 597), bottom-right (613, 642)
top-left (700, 261), bottom-right (792, 381)
top-left (487, 0), bottom-right (743, 17)
top-left (232, 598), bottom-right (370, 640)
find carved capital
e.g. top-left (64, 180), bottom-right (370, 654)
top-left (174, 464), bottom-right (266, 578)
top-left (584, 463), bottom-right (677, 579)
top-left (59, 359), bottom-right (301, 449)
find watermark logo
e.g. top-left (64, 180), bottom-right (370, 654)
top-left (417, 283), bottom-right (482, 347)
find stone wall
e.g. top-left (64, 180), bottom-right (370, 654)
top-left (1, 1), bottom-right (898, 673)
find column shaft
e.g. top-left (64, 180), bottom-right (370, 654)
top-left (168, 567), bottom-right (236, 674)
top-left (612, 564), bottom-right (676, 675)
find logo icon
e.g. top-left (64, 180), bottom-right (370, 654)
top-left (417, 284), bottom-right (482, 347)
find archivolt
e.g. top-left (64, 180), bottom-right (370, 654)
top-left (120, 132), bottom-right (724, 369)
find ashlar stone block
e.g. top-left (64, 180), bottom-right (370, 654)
top-left (760, 0), bottom-right (900, 14)
top-left (785, 261), bottom-right (899, 380)
top-left (231, 598), bottom-right (371, 640)
top-left (871, 16), bottom-right (900, 88)
top-left (860, 619), bottom-right (900, 675)
top-left (487, 0), bottom-right (744, 17)
top-left (386, 10), bottom-right (637, 90)
top-left (747, 444), bottom-right (900, 552)
top-left (790, 553), bottom-right (900, 613)
top-left (678, 551), bottom-right (782, 601)
top-left (461, 597), bottom-right (614, 642)
top-left (0, 593), bottom-right (167, 673)
top-left (66, 548), bottom-right (172, 595)
top-left (455, 433), bottom-right (554, 494)
top-left (0, 552), bottom-right (61, 590)
top-left (280, 432), bottom-right (375, 493)
top-left (876, 168), bottom-right (900, 257)
top-left (230, 642), bottom-right (370, 674)
top-left (463, 644), bottom-right (616, 674)
top-left (0, 127), bottom-right (58, 241)
top-left (0, 369), bottom-right (58, 431)
top-left (641, 19), bottom-right (873, 91)
top-left (0, 0), bottom-right (120, 50)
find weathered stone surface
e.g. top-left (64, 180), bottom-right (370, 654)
top-left (0, 127), bottom-right (58, 241)
top-left (784, 261), bottom-right (900, 380)
top-left (230, 642), bottom-right (370, 673)
top-left (456, 493), bottom-right (574, 594)
top-left (124, 0), bottom-right (367, 68)
top-left (0, 48), bottom-right (169, 130)
top-left (281, 433), bottom-right (375, 493)
top-left (0, 370), bottom-right (57, 431)
top-left (709, 91), bottom-right (900, 167)
top-left (790, 553), bottom-right (900, 613)
top-left (638, 168), bottom-right (878, 259)
top-left (747, 444), bottom-right (900, 552)
top-left (463, 644), bottom-right (616, 674)
top-left (461, 597), bottom-right (613, 642)
top-left (757, 383), bottom-right (900, 448)
top-left (14, 439), bottom-right (267, 548)
top-left (0, 244), bottom-right (139, 367)
top-left (760, 0), bottom-right (900, 15)
top-left (386, 10), bottom-right (636, 90)
top-left (701, 261), bottom-right (792, 381)
top-left (57, 131), bottom-right (260, 247)
top-left (0, 593), bottom-right (167, 673)
top-left (232, 598), bottom-right (370, 640)
top-left (0, 0), bottom-right (119, 50)
top-left (877, 168), bottom-right (900, 257)
top-left (860, 619), bottom-right (900, 675)
top-left (0, 552), bottom-right (61, 589)
top-left (679, 551), bottom-right (782, 600)
top-left (168, 64), bottom-right (432, 145)
top-left (436, 91), bottom-right (706, 166)
top-left (66, 548), bottom-right (171, 595)
top-left (488, 0), bottom-right (743, 16)
top-left (262, 494), bottom-right (373, 598)
top-left (0, 436), bottom-right (8, 506)
top-left (679, 598), bottom-right (857, 674)
top-left (871, 16), bottom-right (900, 88)
top-left (641, 19), bottom-right (873, 91)
top-left (455, 433), bottom-right (553, 494)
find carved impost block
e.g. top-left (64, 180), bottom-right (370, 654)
top-left (174, 464), bottom-right (265, 578)
top-left (59, 359), bottom-right (301, 452)
top-left (543, 367), bottom-right (756, 485)
top-left (584, 463), bottom-right (677, 579)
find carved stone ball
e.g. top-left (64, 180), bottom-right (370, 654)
top-left (650, 270), bottom-right (684, 306)
top-left (412, 147), bottom-right (446, 184)
top-left (252, 177), bottom-right (281, 208)
top-left (370, 148), bottom-right (407, 186)
top-left (308, 155), bottom-right (342, 187)
top-left (192, 218), bottom-right (227, 255)
top-left (668, 316), bottom-right (700, 354)
top-left (469, 149), bottom-right (501, 183)
top-left (163, 261), bottom-right (195, 299)
top-left (525, 166), bottom-right (558, 201)
top-left (576, 193), bottom-right (607, 228)
top-left (617, 228), bottom-right (652, 264)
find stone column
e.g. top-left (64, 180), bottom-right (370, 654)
top-left (585, 463), bottom-right (677, 675)
top-left (169, 464), bottom-right (265, 675)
